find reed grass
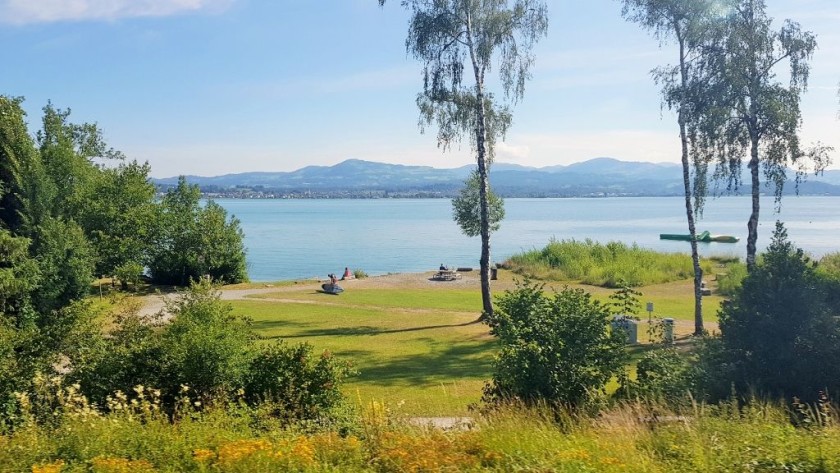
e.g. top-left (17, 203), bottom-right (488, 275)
top-left (504, 239), bottom-right (715, 287)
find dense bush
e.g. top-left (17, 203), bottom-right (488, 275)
top-left (504, 239), bottom-right (709, 287)
top-left (483, 280), bottom-right (627, 409)
top-left (148, 177), bottom-right (248, 286)
top-left (29, 218), bottom-right (95, 314)
top-left (714, 222), bottom-right (840, 402)
top-left (70, 280), bottom-right (352, 422)
top-left (618, 345), bottom-right (699, 406)
top-left (244, 342), bottom-right (354, 422)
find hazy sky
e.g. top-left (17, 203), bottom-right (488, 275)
top-left (3, 0), bottom-right (838, 177)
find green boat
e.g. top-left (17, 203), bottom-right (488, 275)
top-left (660, 231), bottom-right (739, 243)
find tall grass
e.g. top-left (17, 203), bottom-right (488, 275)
top-left (504, 239), bottom-right (712, 287)
top-left (6, 392), bottom-right (840, 472)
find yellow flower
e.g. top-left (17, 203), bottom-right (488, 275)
top-left (216, 439), bottom-right (273, 465)
top-left (31, 460), bottom-right (64, 473)
top-left (192, 449), bottom-right (215, 463)
top-left (90, 456), bottom-right (156, 473)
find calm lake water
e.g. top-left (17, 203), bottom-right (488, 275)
top-left (214, 196), bottom-right (840, 281)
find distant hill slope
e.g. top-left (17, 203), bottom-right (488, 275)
top-left (153, 158), bottom-right (840, 197)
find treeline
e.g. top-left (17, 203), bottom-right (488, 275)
top-left (1, 96), bottom-right (252, 425)
top-left (1, 96), bottom-right (248, 291)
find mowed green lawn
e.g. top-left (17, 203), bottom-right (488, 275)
top-left (229, 274), bottom-right (724, 416)
top-left (231, 289), bottom-right (494, 416)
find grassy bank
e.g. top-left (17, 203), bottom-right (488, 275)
top-left (503, 239), bottom-right (717, 287)
top-left (7, 400), bottom-right (839, 472)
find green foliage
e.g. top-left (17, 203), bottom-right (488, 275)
top-left (506, 239), bottom-right (706, 287)
top-left (609, 280), bottom-right (643, 316)
top-left (148, 177), bottom-right (248, 286)
top-left (78, 161), bottom-right (157, 278)
top-left (71, 280), bottom-right (352, 423)
top-left (484, 281), bottom-right (627, 409)
top-left (3, 398), bottom-right (840, 472)
top-left (714, 260), bottom-right (747, 297)
top-left (0, 229), bottom-right (39, 320)
top-left (451, 169), bottom-right (505, 237)
top-left (113, 261), bottom-right (144, 291)
top-left (0, 96), bottom-right (38, 232)
top-left (29, 218), bottom-right (95, 314)
top-left (817, 251), bottom-right (840, 279)
top-left (714, 222), bottom-right (840, 401)
top-left (402, 0), bottom-right (548, 317)
top-left (352, 269), bottom-right (368, 279)
top-left (158, 280), bottom-right (254, 402)
top-left (619, 346), bottom-right (699, 406)
top-left (244, 342), bottom-right (354, 422)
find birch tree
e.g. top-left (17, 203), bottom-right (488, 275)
top-left (702, 0), bottom-right (822, 270)
top-left (619, 0), bottom-right (728, 336)
top-left (396, 0), bottom-right (547, 318)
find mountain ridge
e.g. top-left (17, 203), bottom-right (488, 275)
top-left (153, 158), bottom-right (840, 198)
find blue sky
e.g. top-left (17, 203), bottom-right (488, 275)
top-left (2, 0), bottom-right (838, 178)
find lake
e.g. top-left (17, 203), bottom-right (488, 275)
top-left (214, 196), bottom-right (840, 281)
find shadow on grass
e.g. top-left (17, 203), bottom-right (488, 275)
top-left (355, 340), bottom-right (495, 386)
top-left (261, 320), bottom-right (480, 340)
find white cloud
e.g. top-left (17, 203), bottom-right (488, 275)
top-left (0, 0), bottom-right (231, 24)
top-left (495, 142), bottom-right (531, 162)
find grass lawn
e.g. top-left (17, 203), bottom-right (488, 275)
top-left (227, 271), bottom-right (725, 416)
top-left (233, 298), bottom-right (493, 416)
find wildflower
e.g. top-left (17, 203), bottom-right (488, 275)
top-left (31, 460), bottom-right (64, 473)
top-left (192, 449), bottom-right (215, 463)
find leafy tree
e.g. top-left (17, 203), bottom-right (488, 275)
top-left (700, 0), bottom-right (825, 270)
top-left (716, 222), bottom-right (840, 401)
top-left (77, 160), bottom-right (157, 278)
top-left (452, 169), bottom-right (504, 237)
top-left (608, 280), bottom-right (642, 317)
top-left (0, 96), bottom-right (38, 232)
top-left (619, 0), bottom-right (727, 335)
top-left (399, 0), bottom-right (548, 318)
top-left (484, 281), bottom-right (627, 409)
top-left (149, 177), bottom-right (247, 286)
top-left (0, 230), bottom-right (39, 321)
top-left (28, 218), bottom-right (96, 315)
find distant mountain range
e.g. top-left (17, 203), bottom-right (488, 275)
top-left (153, 157), bottom-right (840, 198)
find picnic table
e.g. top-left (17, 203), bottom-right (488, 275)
top-left (434, 269), bottom-right (461, 281)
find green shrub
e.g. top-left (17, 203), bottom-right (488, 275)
top-left (714, 222), bottom-right (840, 402)
top-left (113, 261), bottom-right (144, 291)
top-left (352, 269), bottom-right (368, 279)
top-left (71, 279), bottom-right (353, 422)
top-left (504, 239), bottom-right (705, 287)
top-left (244, 342), bottom-right (354, 423)
top-left (484, 280), bottom-right (627, 409)
top-left (817, 251), bottom-right (840, 278)
top-left (618, 346), bottom-right (698, 406)
top-left (715, 261), bottom-right (747, 297)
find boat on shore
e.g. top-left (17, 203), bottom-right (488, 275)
top-left (660, 231), bottom-right (739, 243)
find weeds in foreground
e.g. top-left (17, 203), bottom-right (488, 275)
top-left (4, 386), bottom-right (840, 472)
